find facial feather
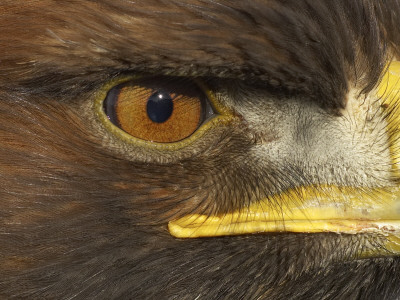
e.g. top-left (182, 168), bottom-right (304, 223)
top-left (0, 1), bottom-right (392, 109)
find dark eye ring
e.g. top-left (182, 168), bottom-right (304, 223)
top-left (102, 76), bottom-right (215, 143)
top-left (95, 75), bottom-right (235, 151)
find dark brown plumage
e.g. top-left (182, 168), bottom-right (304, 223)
top-left (1, 1), bottom-right (400, 299)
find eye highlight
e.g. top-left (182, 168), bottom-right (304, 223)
top-left (103, 77), bottom-right (214, 143)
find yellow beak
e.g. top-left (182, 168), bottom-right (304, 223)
top-left (168, 62), bottom-right (400, 255)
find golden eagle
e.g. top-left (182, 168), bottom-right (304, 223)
top-left (1, 1), bottom-right (400, 299)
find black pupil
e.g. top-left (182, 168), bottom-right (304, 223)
top-left (146, 91), bottom-right (174, 123)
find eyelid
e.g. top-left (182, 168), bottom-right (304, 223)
top-left (94, 75), bottom-right (234, 151)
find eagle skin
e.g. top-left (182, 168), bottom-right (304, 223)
top-left (1, 1), bottom-right (400, 299)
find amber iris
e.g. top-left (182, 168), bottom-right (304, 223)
top-left (103, 78), bottom-right (206, 143)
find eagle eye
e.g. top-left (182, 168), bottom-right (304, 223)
top-left (102, 77), bottom-right (215, 143)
